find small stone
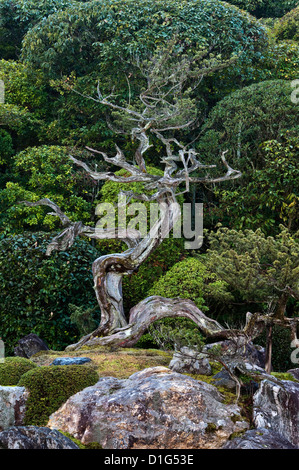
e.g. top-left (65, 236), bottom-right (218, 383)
top-left (212, 370), bottom-right (236, 390)
top-left (50, 357), bottom-right (92, 366)
top-left (169, 347), bottom-right (212, 375)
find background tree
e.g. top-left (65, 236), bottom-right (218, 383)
top-left (206, 225), bottom-right (299, 372)
top-left (226, 0), bottom-right (299, 18)
top-left (18, 0), bottom-right (268, 147)
top-left (0, 145), bottom-right (96, 233)
top-left (0, 0), bottom-right (82, 60)
top-left (274, 5), bottom-right (299, 41)
top-left (197, 80), bottom-right (298, 172)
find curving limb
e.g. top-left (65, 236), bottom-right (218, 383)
top-left (66, 296), bottom-right (226, 350)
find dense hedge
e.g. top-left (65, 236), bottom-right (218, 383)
top-left (0, 232), bottom-right (100, 354)
top-left (148, 256), bottom-right (232, 312)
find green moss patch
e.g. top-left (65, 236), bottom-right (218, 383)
top-left (18, 364), bottom-right (99, 426)
top-left (271, 372), bottom-right (298, 382)
top-left (31, 347), bottom-right (172, 379)
top-left (59, 431), bottom-right (102, 449)
top-left (0, 357), bottom-right (37, 385)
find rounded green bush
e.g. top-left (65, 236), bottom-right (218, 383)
top-left (148, 256), bottom-right (231, 311)
top-left (18, 364), bottom-right (99, 425)
top-left (274, 6), bottom-right (299, 42)
top-left (198, 80), bottom-right (298, 172)
top-left (21, 0), bottom-right (267, 78)
top-left (0, 357), bottom-right (37, 385)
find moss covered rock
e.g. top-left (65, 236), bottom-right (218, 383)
top-left (0, 357), bottom-right (37, 386)
top-left (18, 364), bottom-right (99, 426)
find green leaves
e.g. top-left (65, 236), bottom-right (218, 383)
top-left (0, 145), bottom-right (97, 233)
top-left (198, 79), bottom-right (298, 172)
top-left (226, 0), bottom-right (298, 18)
top-left (21, 0), bottom-right (267, 78)
top-left (212, 133), bottom-right (299, 234)
top-left (148, 256), bottom-right (232, 311)
top-left (206, 224), bottom-right (299, 314)
top-left (274, 5), bottom-right (299, 41)
top-left (0, 232), bottom-right (100, 353)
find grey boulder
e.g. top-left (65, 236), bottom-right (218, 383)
top-left (222, 428), bottom-right (296, 449)
top-left (202, 339), bottom-right (265, 369)
top-left (253, 379), bottom-right (299, 448)
top-left (0, 386), bottom-right (28, 431)
top-left (0, 426), bottom-right (79, 449)
top-left (48, 366), bottom-right (248, 449)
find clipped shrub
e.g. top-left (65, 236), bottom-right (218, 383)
top-left (274, 6), bottom-right (299, 41)
top-left (259, 40), bottom-right (299, 81)
top-left (21, 0), bottom-right (267, 79)
top-left (0, 356), bottom-right (37, 385)
top-left (148, 256), bottom-right (232, 312)
top-left (18, 364), bottom-right (99, 425)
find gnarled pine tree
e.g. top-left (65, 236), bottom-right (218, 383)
top-left (22, 43), bottom-right (245, 350)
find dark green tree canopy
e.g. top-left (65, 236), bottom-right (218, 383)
top-left (226, 0), bottom-right (299, 18)
top-left (21, 0), bottom-right (268, 78)
top-left (0, 0), bottom-right (85, 59)
top-left (197, 79), bottom-right (298, 171)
